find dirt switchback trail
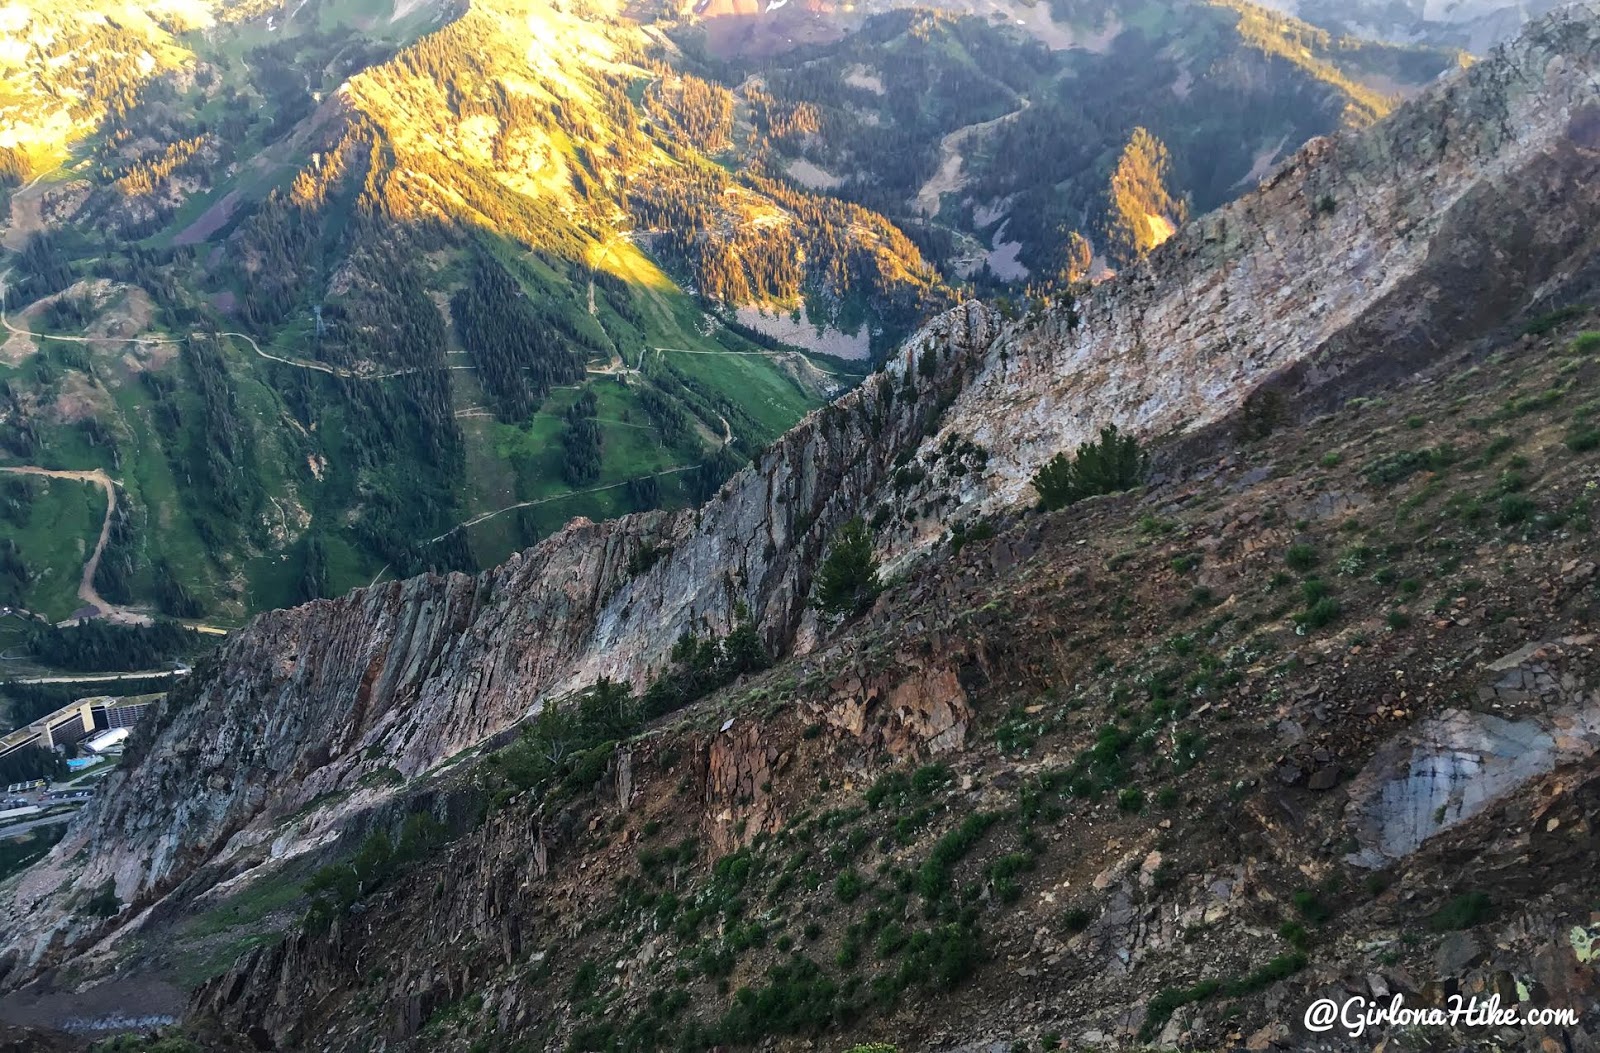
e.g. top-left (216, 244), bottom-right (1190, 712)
top-left (0, 466), bottom-right (151, 627)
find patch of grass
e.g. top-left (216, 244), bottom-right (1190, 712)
top-left (1570, 331), bottom-right (1600, 353)
top-left (0, 825), bottom-right (64, 883)
top-left (1521, 306), bottom-right (1585, 336)
top-left (1363, 445), bottom-right (1456, 487)
top-left (917, 812), bottom-right (1000, 900)
top-left (1428, 891), bottom-right (1494, 931)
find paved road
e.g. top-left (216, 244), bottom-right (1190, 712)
top-left (8, 668), bottom-right (187, 685)
top-left (0, 810), bottom-right (77, 839)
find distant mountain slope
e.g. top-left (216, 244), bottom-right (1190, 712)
top-left (716, 0), bottom-right (1464, 286)
top-left (0, 0), bottom-right (934, 630)
top-left (1253, 0), bottom-right (1568, 49)
top-left (0, 0), bottom-right (1462, 639)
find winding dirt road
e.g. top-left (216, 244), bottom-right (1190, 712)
top-left (0, 273), bottom-right (418, 381)
top-left (0, 466), bottom-right (150, 627)
top-left (423, 462), bottom-right (707, 545)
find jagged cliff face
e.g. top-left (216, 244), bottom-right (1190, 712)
top-left (890, 4), bottom-right (1600, 533)
top-left (186, 305), bottom-right (1600, 1051)
top-left (3, 303), bottom-right (998, 961)
top-left (6, 2), bottom-right (1600, 991)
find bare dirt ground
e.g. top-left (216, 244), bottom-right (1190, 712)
top-left (1002, 3), bottom-right (1119, 51)
top-left (842, 63), bottom-right (885, 93)
top-left (785, 157), bottom-right (844, 189)
top-left (172, 188), bottom-right (241, 247)
top-left (1, 174), bottom-right (48, 252)
top-left (734, 303), bottom-right (870, 359)
top-left (985, 235), bottom-right (1028, 280)
top-left (912, 95), bottom-right (1031, 218)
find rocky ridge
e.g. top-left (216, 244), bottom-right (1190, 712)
top-left (4, 1), bottom-right (1600, 1009)
top-left (896, 6), bottom-right (1600, 530)
top-left (180, 293), bottom-right (1600, 1051)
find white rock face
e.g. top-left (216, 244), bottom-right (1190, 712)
top-left (888, 2), bottom-right (1600, 531)
top-left (1343, 636), bottom-right (1600, 866)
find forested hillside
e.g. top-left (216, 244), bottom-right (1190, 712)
top-left (0, 0), bottom-right (918, 637)
top-left (694, 0), bottom-right (1463, 286)
top-left (0, 0), bottom-right (1462, 652)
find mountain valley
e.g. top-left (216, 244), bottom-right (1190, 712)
top-left (0, 0), bottom-right (1469, 641)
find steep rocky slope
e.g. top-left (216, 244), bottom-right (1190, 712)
top-left (176, 301), bottom-right (1600, 1051)
top-left (3, 3), bottom-right (1600, 1037)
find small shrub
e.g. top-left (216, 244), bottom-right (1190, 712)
top-left (1298, 597), bottom-right (1341, 631)
top-left (918, 813), bottom-right (1000, 899)
top-left (1292, 890), bottom-right (1331, 923)
top-left (1429, 891), bottom-right (1494, 931)
top-left (1033, 424), bottom-right (1149, 512)
top-left (987, 852), bottom-right (1035, 903)
top-left (570, 959), bottom-right (600, 998)
top-left (1498, 494), bottom-right (1535, 526)
top-left (911, 763), bottom-right (953, 795)
top-left (1284, 544), bottom-right (1318, 573)
top-left (1565, 426), bottom-right (1600, 453)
